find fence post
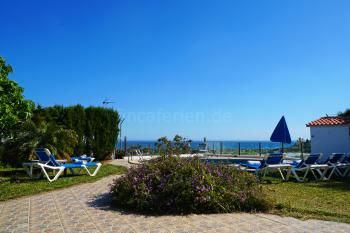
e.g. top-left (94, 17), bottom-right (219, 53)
top-left (238, 142), bottom-right (241, 156)
top-left (220, 142), bottom-right (223, 155)
top-left (212, 142), bottom-right (216, 156)
top-left (259, 142), bottom-right (262, 157)
top-left (301, 141), bottom-right (304, 160)
top-left (124, 136), bottom-right (128, 161)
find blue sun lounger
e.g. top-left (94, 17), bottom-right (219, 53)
top-left (240, 153), bottom-right (291, 180)
top-left (71, 154), bottom-right (95, 163)
top-left (23, 148), bottom-right (102, 182)
top-left (287, 154), bottom-right (329, 182)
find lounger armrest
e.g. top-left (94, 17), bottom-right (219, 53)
top-left (309, 164), bottom-right (328, 168)
top-left (37, 163), bottom-right (64, 170)
top-left (55, 159), bottom-right (67, 163)
top-left (244, 168), bottom-right (257, 172)
top-left (23, 161), bottom-right (44, 166)
top-left (266, 164), bottom-right (291, 168)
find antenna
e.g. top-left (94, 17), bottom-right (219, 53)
top-left (102, 98), bottom-right (115, 105)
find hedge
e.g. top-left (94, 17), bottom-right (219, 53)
top-left (33, 105), bottom-right (120, 160)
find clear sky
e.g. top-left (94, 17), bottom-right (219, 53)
top-left (1, 0), bottom-right (350, 140)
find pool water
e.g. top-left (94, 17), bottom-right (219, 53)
top-left (199, 158), bottom-right (257, 165)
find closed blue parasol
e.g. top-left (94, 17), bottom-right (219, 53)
top-left (270, 116), bottom-right (291, 152)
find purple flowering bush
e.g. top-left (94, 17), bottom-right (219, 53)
top-left (110, 156), bottom-right (272, 214)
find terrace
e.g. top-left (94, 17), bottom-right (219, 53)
top-left (2, 1), bottom-right (350, 230)
top-left (1, 173), bottom-right (350, 233)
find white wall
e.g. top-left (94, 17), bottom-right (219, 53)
top-left (310, 125), bottom-right (350, 162)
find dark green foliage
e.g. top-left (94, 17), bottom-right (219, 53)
top-left (286, 138), bottom-right (311, 154)
top-left (0, 120), bottom-right (78, 166)
top-left (1, 104), bottom-right (119, 165)
top-left (85, 106), bottom-right (120, 160)
top-left (338, 109), bottom-right (350, 117)
top-left (155, 135), bottom-right (192, 156)
top-left (173, 135), bottom-right (192, 155)
top-left (303, 139), bottom-right (311, 153)
top-left (115, 149), bottom-right (125, 159)
top-left (64, 105), bottom-right (86, 154)
top-left (33, 105), bottom-right (120, 161)
top-left (110, 157), bottom-right (272, 214)
top-left (155, 137), bottom-right (173, 156)
top-left (0, 56), bottom-right (120, 165)
top-left (0, 56), bottom-right (35, 138)
top-left (32, 105), bottom-right (86, 155)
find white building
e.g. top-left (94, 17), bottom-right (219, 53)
top-left (307, 116), bottom-right (350, 161)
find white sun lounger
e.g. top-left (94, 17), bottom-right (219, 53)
top-left (286, 154), bottom-right (329, 182)
top-left (23, 148), bottom-right (102, 182)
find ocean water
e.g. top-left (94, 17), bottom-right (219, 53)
top-left (118, 140), bottom-right (295, 150)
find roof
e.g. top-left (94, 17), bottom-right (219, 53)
top-left (306, 116), bottom-right (350, 127)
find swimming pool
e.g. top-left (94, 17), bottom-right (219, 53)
top-left (199, 157), bottom-right (262, 165)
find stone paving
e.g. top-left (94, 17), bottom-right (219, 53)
top-left (108, 159), bottom-right (140, 168)
top-left (1, 176), bottom-right (350, 233)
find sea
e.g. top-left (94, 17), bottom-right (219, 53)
top-left (118, 140), bottom-right (296, 150)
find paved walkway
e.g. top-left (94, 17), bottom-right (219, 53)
top-left (1, 176), bottom-right (350, 233)
top-left (108, 159), bottom-right (140, 168)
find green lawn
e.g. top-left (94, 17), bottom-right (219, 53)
top-left (264, 178), bottom-right (350, 224)
top-left (1, 163), bottom-right (350, 224)
top-left (0, 164), bottom-right (127, 201)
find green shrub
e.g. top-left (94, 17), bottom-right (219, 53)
top-left (0, 56), bottom-right (35, 138)
top-left (155, 135), bottom-right (192, 156)
top-left (0, 120), bottom-right (78, 166)
top-left (115, 149), bottom-right (125, 159)
top-left (33, 105), bottom-right (120, 161)
top-left (110, 157), bottom-right (272, 214)
top-left (84, 106), bottom-right (120, 160)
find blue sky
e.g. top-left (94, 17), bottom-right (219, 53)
top-left (1, 0), bottom-right (350, 140)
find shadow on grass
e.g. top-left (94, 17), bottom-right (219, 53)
top-left (262, 173), bottom-right (350, 192)
top-left (305, 178), bottom-right (350, 192)
top-left (0, 169), bottom-right (25, 177)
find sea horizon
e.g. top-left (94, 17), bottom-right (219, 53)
top-left (118, 140), bottom-right (297, 150)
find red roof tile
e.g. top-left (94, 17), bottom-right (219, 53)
top-left (306, 117), bottom-right (350, 127)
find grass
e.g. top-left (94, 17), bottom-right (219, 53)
top-left (0, 164), bottom-right (127, 201)
top-left (1, 162), bottom-right (350, 224)
top-left (263, 177), bottom-right (350, 224)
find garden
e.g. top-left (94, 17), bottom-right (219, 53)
top-left (1, 55), bottom-right (350, 224)
top-left (109, 155), bottom-right (350, 223)
top-left (111, 156), bottom-right (271, 214)
top-left (0, 56), bottom-right (126, 199)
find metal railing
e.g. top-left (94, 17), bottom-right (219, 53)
top-left (115, 137), bottom-right (309, 159)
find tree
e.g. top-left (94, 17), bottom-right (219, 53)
top-left (338, 109), bottom-right (350, 117)
top-left (173, 134), bottom-right (192, 155)
top-left (0, 56), bottom-right (34, 138)
top-left (31, 105), bottom-right (120, 160)
top-left (0, 120), bottom-right (78, 166)
top-left (155, 136), bottom-right (173, 156)
top-left (85, 106), bottom-right (120, 160)
top-left (155, 135), bottom-right (192, 156)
